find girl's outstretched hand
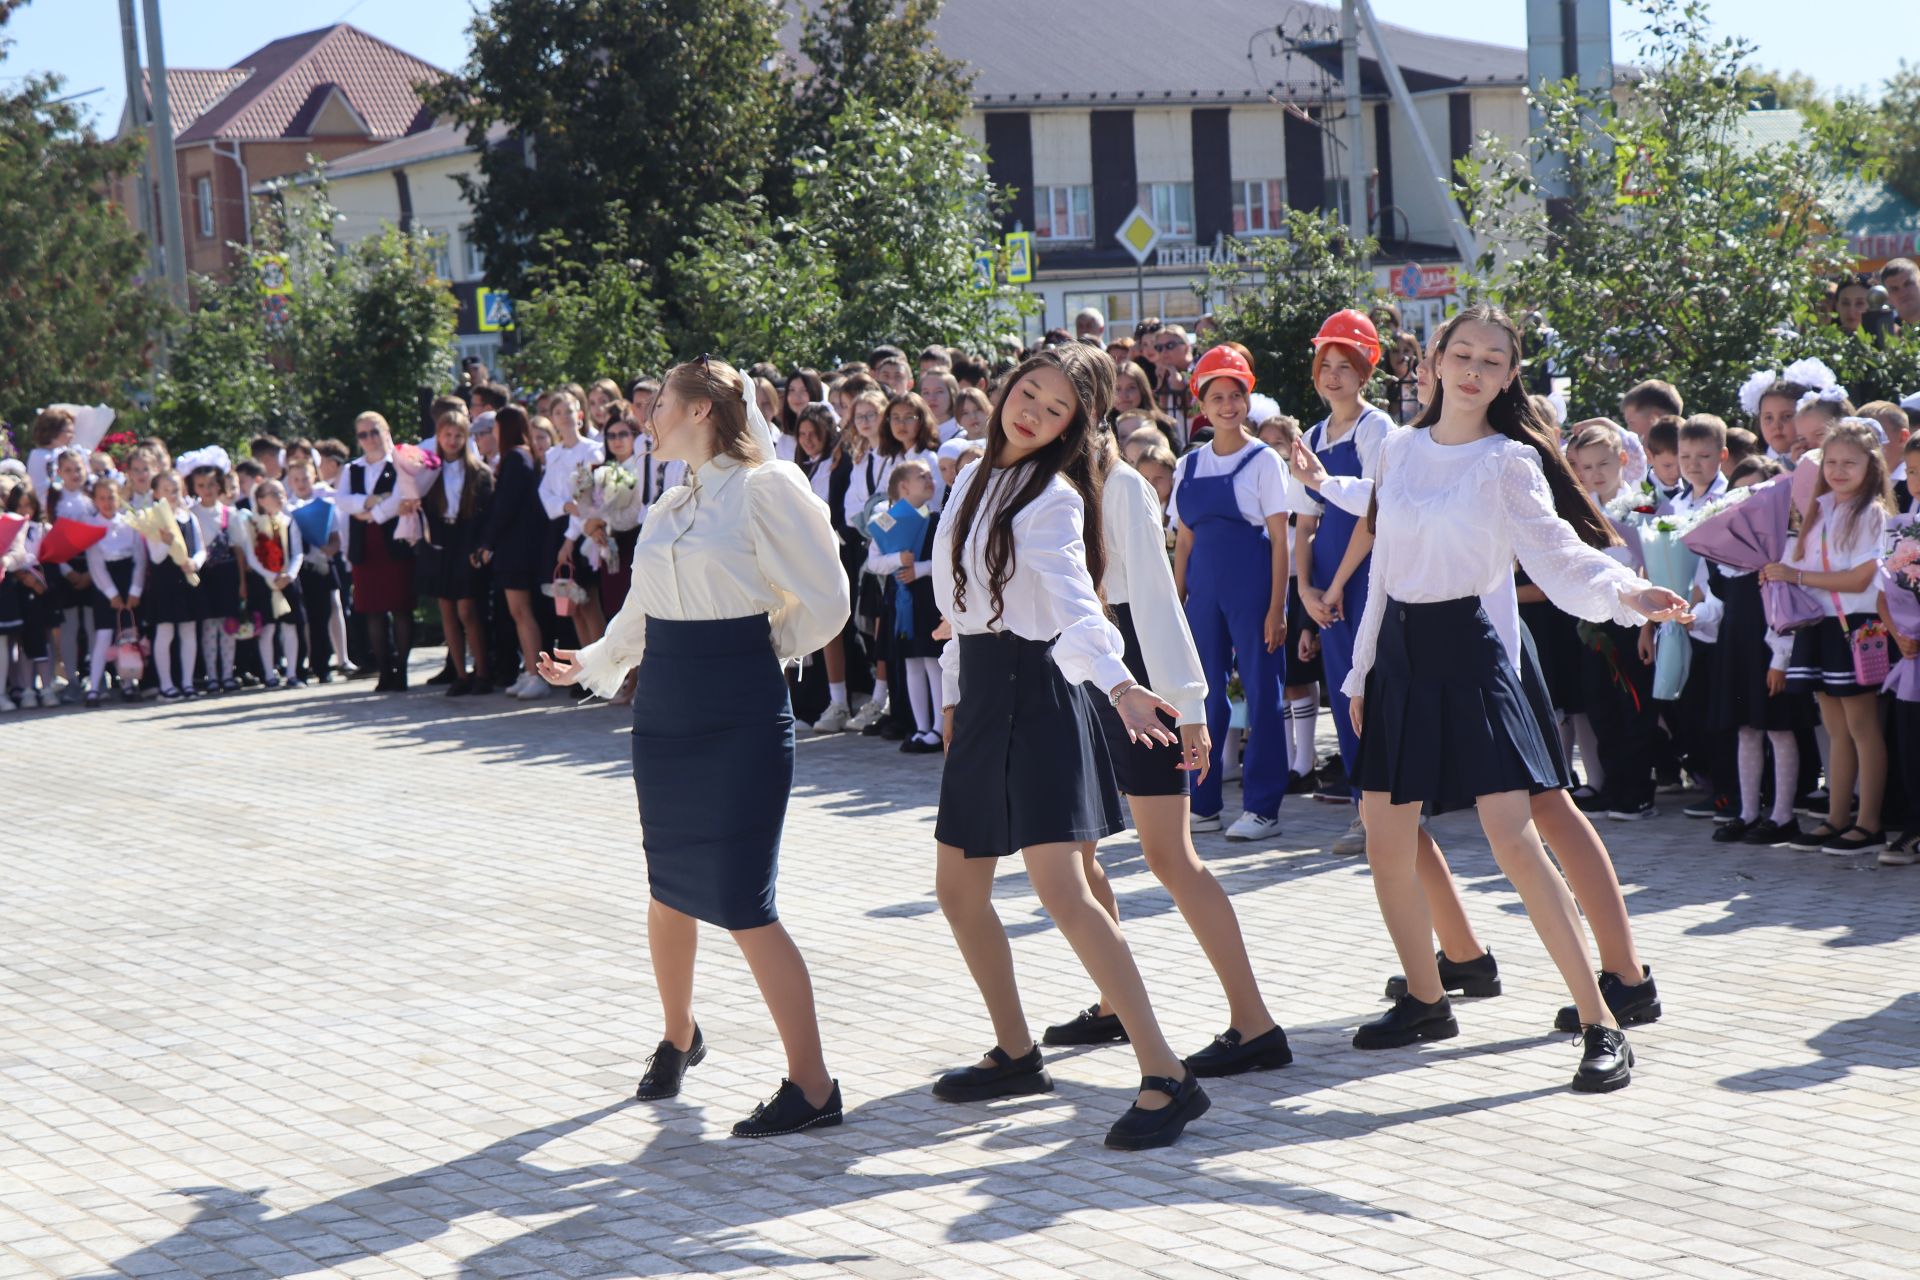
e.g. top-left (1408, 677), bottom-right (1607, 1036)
top-left (1624, 585), bottom-right (1692, 624)
top-left (536, 649), bottom-right (581, 686)
top-left (1116, 685), bottom-right (1180, 747)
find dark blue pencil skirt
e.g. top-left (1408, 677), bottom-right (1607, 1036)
top-left (631, 615), bottom-right (793, 929)
top-left (1355, 596), bottom-right (1563, 816)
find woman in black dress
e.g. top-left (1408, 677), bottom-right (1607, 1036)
top-left (338, 413), bottom-right (416, 692)
top-left (422, 410), bottom-right (495, 695)
top-left (476, 406), bottom-right (549, 698)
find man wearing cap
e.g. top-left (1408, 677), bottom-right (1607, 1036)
top-left (1289, 310), bottom-right (1397, 855)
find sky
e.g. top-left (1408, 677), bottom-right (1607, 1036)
top-left (3, 0), bottom-right (1913, 134)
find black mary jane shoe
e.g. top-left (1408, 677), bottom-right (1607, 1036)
top-left (445, 677), bottom-right (473, 697)
top-left (1104, 1070), bottom-right (1211, 1151)
top-left (1352, 994), bottom-right (1458, 1050)
top-left (426, 665), bottom-right (458, 686)
top-left (1570, 1024), bottom-right (1634, 1093)
top-left (634, 1026), bottom-right (706, 1101)
top-left (1384, 949), bottom-right (1501, 1001)
top-left (1711, 818), bottom-right (1751, 843)
top-left (731, 1078), bottom-right (843, 1138)
top-left (1555, 967), bottom-right (1662, 1034)
top-left (1185, 1025), bottom-right (1293, 1078)
top-left (931, 1045), bottom-right (1054, 1102)
top-left (1042, 1004), bottom-right (1129, 1047)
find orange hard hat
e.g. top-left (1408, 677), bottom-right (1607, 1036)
top-left (1310, 309), bottom-right (1382, 369)
top-left (1190, 344), bottom-right (1255, 394)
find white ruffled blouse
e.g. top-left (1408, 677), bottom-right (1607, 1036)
top-left (1345, 429), bottom-right (1651, 699)
top-left (570, 454), bottom-right (849, 699)
top-left (934, 461), bottom-right (1132, 707)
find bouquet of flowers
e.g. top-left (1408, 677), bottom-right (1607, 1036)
top-left (100, 430), bottom-right (139, 468)
top-left (127, 501), bottom-right (200, 586)
top-left (1680, 475), bottom-right (1821, 633)
top-left (572, 461), bottom-right (641, 571)
top-left (1880, 526), bottom-right (1920, 700)
top-left (246, 510), bottom-right (293, 618)
top-left (1636, 522), bottom-right (1699, 702)
top-left (390, 444), bottom-right (441, 545)
top-left (224, 610), bottom-right (264, 641)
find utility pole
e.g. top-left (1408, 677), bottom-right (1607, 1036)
top-left (1340, 1), bottom-right (1368, 265)
top-left (1353, 0), bottom-right (1480, 265)
top-left (142, 0), bottom-right (190, 309)
top-left (117, 0), bottom-right (163, 284)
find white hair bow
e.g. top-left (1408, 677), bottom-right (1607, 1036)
top-left (1737, 369), bottom-right (1779, 418)
top-left (1795, 384), bottom-right (1850, 414)
top-left (736, 365), bottom-right (780, 460)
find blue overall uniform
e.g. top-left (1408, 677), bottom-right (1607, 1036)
top-left (1178, 447), bottom-right (1288, 820)
top-left (1307, 407), bottom-right (1393, 800)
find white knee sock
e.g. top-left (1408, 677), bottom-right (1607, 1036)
top-left (279, 622), bottom-right (299, 676)
top-left (1572, 713), bottom-right (1604, 791)
top-left (89, 629), bottom-right (112, 693)
top-left (1768, 730), bottom-right (1800, 825)
top-left (327, 591), bottom-right (348, 666)
top-left (828, 680), bottom-right (847, 706)
top-left (905, 657), bottom-right (938, 733)
top-left (154, 624), bottom-right (176, 693)
top-left (1287, 695), bottom-right (1317, 773)
top-left (199, 619), bottom-right (222, 682)
top-left (1737, 727), bottom-right (1764, 823)
top-left (869, 677), bottom-right (888, 708)
top-left (256, 632), bottom-right (277, 679)
top-left (59, 607), bottom-right (81, 684)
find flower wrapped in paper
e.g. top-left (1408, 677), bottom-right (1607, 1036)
top-left (1879, 547), bottom-right (1920, 701)
top-left (290, 498), bottom-right (335, 571)
top-left (127, 501), bottom-right (201, 586)
top-left (389, 444), bottom-right (441, 545)
top-left (245, 510), bottom-right (294, 618)
top-left (573, 461), bottom-right (641, 572)
top-left (866, 497), bottom-right (932, 640)
top-left (37, 516), bottom-right (107, 566)
top-left (1679, 475), bottom-right (1821, 633)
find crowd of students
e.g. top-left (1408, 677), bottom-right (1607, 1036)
top-left (4, 320), bottom-right (1918, 863)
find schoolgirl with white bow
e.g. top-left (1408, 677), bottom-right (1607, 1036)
top-left (184, 455), bottom-right (242, 692)
top-left (239, 480), bottom-right (308, 689)
top-left (81, 476), bottom-right (146, 705)
top-left (140, 468), bottom-right (206, 700)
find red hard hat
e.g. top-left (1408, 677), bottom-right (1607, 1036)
top-left (1190, 344), bottom-right (1255, 394)
top-left (1310, 309), bottom-right (1382, 369)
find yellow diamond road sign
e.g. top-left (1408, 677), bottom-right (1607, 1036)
top-left (1115, 208), bottom-right (1161, 264)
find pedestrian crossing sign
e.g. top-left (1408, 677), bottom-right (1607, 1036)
top-left (1004, 231), bottom-right (1034, 284)
top-left (477, 289), bottom-right (514, 332)
top-left (972, 251), bottom-right (995, 294)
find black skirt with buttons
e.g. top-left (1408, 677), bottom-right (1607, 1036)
top-left (936, 631), bottom-right (1125, 858)
top-left (1356, 596), bottom-right (1564, 816)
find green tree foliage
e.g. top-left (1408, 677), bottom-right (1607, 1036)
top-left (1765, 326), bottom-right (1920, 412)
top-left (673, 102), bottom-right (1027, 368)
top-left (423, 0), bottom-right (783, 310)
top-left (781, 0), bottom-right (973, 160)
top-left (1456, 0), bottom-right (1855, 421)
top-left (507, 209), bottom-right (672, 392)
top-left (1202, 210), bottom-right (1382, 423)
top-left (153, 178), bottom-right (456, 450)
top-left (0, 5), bottom-right (169, 421)
top-left (1871, 62), bottom-right (1920, 207)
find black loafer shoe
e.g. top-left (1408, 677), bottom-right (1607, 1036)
top-left (426, 666), bottom-right (457, 686)
top-left (634, 1026), bottom-right (705, 1100)
top-left (1570, 1024), bottom-right (1634, 1093)
top-left (1352, 994), bottom-right (1458, 1050)
top-left (1711, 818), bottom-right (1751, 843)
top-left (1554, 966), bottom-right (1662, 1033)
top-left (1104, 1070), bottom-right (1211, 1150)
top-left (932, 1045), bottom-right (1054, 1102)
top-left (446, 678), bottom-right (473, 697)
top-left (1744, 817), bottom-right (1798, 846)
top-left (731, 1078), bottom-right (843, 1137)
top-left (1185, 1025), bottom-right (1293, 1077)
top-left (1384, 949), bottom-right (1501, 1001)
top-left (1042, 1004), bottom-right (1129, 1046)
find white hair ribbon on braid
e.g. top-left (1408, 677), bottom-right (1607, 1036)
top-left (1839, 414), bottom-right (1888, 445)
top-left (1795, 384), bottom-right (1850, 414)
top-left (736, 363), bottom-right (780, 461)
top-left (1737, 369), bottom-right (1779, 418)
top-left (174, 445), bottom-right (233, 476)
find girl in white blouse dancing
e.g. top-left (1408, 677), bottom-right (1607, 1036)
top-left (1337, 305), bottom-right (1688, 1093)
top-left (539, 357), bottom-right (851, 1138)
top-left (931, 345), bottom-right (1212, 1150)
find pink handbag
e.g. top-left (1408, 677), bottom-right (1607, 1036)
top-left (552, 563), bottom-right (576, 618)
top-left (1825, 529), bottom-right (1891, 687)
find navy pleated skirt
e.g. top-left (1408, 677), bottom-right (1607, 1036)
top-left (937, 631), bottom-right (1125, 858)
top-left (1355, 596), bottom-right (1563, 816)
top-left (1094, 604), bottom-right (1186, 798)
top-left (631, 615), bottom-right (793, 929)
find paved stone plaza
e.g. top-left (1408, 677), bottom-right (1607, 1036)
top-left (4, 660), bottom-right (1917, 1279)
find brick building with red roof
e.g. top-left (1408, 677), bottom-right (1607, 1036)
top-left (113, 23), bottom-right (443, 281)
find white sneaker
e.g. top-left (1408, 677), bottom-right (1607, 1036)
top-left (847, 697), bottom-right (888, 731)
top-left (1225, 812), bottom-right (1282, 843)
top-left (812, 700), bottom-right (852, 733)
top-left (1332, 815), bottom-right (1367, 856)
top-left (1190, 811), bottom-right (1223, 834)
top-left (517, 676), bottom-right (554, 699)
top-left (0, 693), bottom-right (15, 712)
top-left (33, 687), bottom-right (56, 709)
top-left (503, 672), bottom-right (535, 696)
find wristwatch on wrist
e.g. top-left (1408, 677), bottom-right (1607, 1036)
top-left (1108, 679), bottom-right (1137, 708)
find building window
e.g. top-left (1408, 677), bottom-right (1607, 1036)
top-left (1137, 182), bottom-right (1194, 240)
top-left (1233, 179), bottom-right (1286, 234)
top-left (1034, 185), bottom-right (1091, 241)
top-left (422, 228), bottom-right (452, 281)
top-left (462, 226), bottom-right (486, 280)
top-left (1062, 287), bottom-right (1206, 334)
top-left (195, 176), bottom-right (214, 238)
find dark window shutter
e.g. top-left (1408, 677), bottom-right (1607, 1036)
top-left (983, 113), bottom-right (1034, 234)
top-left (1284, 110), bottom-right (1325, 213)
top-left (1090, 109), bottom-right (1136, 247)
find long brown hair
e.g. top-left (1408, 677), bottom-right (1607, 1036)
top-left (661, 357), bottom-right (768, 465)
top-left (1403, 304), bottom-right (1616, 551)
top-left (948, 346), bottom-right (1115, 626)
top-left (1793, 421), bottom-right (1895, 558)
